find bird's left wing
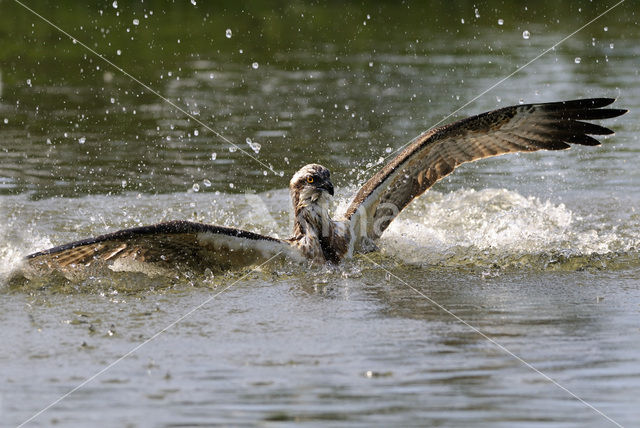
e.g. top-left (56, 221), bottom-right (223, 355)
top-left (344, 98), bottom-right (626, 245)
top-left (23, 220), bottom-right (295, 279)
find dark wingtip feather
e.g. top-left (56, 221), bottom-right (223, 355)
top-left (598, 108), bottom-right (628, 119)
top-left (548, 108), bottom-right (627, 121)
top-left (539, 97), bottom-right (626, 122)
top-left (568, 120), bottom-right (616, 135)
top-left (562, 133), bottom-right (602, 146)
top-left (559, 97), bottom-right (616, 109)
top-left (539, 98), bottom-right (615, 111)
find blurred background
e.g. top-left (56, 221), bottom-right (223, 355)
top-left (1, 0), bottom-right (636, 199)
top-left (1, 2), bottom-right (640, 427)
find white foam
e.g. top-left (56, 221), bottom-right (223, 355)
top-left (2, 188), bottom-right (638, 282)
top-left (380, 188), bottom-right (638, 268)
top-left (0, 197), bottom-right (54, 283)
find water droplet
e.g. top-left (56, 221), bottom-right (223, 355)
top-left (203, 179), bottom-right (211, 187)
top-left (121, 180), bottom-right (127, 188)
top-left (191, 0), bottom-right (196, 4)
top-left (609, 43), bottom-right (614, 49)
top-left (3, 118), bottom-right (8, 124)
top-left (251, 62), bottom-right (259, 69)
top-left (194, 130), bottom-right (199, 136)
top-left (78, 137), bottom-right (86, 144)
top-left (133, 18), bottom-right (139, 26)
top-left (474, 8), bottom-right (480, 18)
top-left (385, 147), bottom-right (392, 153)
top-left (574, 57), bottom-right (581, 64)
top-left (112, 0), bottom-right (118, 8)
top-left (246, 137), bottom-right (261, 153)
top-left (229, 146), bottom-right (237, 153)
top-left (209, 73), bottom-right (214, 79)
top-left (604, 26), bottom-right (608, 32)
top-left (110, 97), bottom-right (115, 104)
top-left (460, 18), bottom-right (465, 24)
top-left (116, 49), bottom-right (121, 56)
top-left (498, 18), bottom-right (504, 25)
top-left (368, 61), bottom-right (373, 67)
top-left (225, 29), bottom-right (232, 38)
top-left (522, 30), bottom-right (530, 39)
top-left (192, 183), bottom-right (200, 192)
top-left (229, 183), bottom-right (235, 189)
top-left (26, 78), bottom-right (32, 87)
top-left (211, 152), bottom-right (217, 160)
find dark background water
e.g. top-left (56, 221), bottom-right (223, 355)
top-left (1, 1), bottom-right (640, 427)
top-left (2, 1), bottom-right (637, 198)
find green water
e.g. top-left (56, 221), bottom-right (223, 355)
top-left (1, 1), bottom-right (640, 427)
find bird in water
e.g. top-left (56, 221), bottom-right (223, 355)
top-left (20, 98), bottom-right (626, 279)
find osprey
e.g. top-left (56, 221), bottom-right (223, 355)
top-left (22, 98), bottom-right (626, 278)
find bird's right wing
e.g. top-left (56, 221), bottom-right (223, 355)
top-left (344, 98), bottom-right (626, 246)
top-left (22, 220), bottom-right (298, 279)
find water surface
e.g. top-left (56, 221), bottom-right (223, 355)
top-left (1, 1), bottom-right (639, 427)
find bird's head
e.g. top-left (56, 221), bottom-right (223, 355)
top-left (289, 164), bottom-right (334, 208)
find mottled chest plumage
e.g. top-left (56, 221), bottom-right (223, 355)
top-left (288, 164), bottom-right (351, 263)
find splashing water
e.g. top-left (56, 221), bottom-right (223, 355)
top-left (381, 188), bottom-right (639, 271)
top-left (0, 199), bottom-right (54, 284)
top-left (246, 137), bottom-right (261, 154)
top-left (2, 187), bottom-right (639, 287)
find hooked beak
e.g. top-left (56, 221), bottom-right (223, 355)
top-left (320, 180), bottom-right (334, 196)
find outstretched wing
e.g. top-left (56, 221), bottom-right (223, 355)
top-left (345, 98), bottom-right (626, 243)
top-left (23, 220), bottom-right (296, 279)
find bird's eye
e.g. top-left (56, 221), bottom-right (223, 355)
top-left (306, 176), bottom-right (314, 184)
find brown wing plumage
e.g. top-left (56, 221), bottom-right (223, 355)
top-left (345, 98), bottom-right (627, 243)
top-left (24, 220), bottom-right (292, 279)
